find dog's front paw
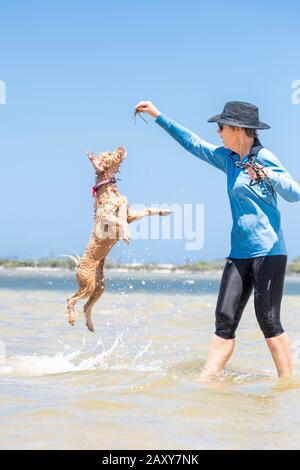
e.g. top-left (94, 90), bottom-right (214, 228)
top-left (123, 233), bottom-right (131, 244)
top-left (119, 223), bottom-right (130, 244)
top-left (159, 209), bottom-right (173, 216)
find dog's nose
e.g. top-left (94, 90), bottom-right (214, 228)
top-left (116, 147), bottom-right (126, 156)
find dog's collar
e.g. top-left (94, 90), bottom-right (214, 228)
top-left (92, 176), bottom-right (120, 197)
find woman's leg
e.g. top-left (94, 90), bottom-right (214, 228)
top-left (266, 333), bottom-right (292, 378)
top-left (200, 258), bottom-right (253, 379)
top-left (199, 334), bottom-right (235, 380)
top-left (252, 255), bottom-right (292, 378)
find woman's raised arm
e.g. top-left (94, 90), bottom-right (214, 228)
top-left (134, 101), bottom-right (228, 174)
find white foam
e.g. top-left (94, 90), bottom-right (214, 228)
top-left (0, 335), bottom-right (164, 378)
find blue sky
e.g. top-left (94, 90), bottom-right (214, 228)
top-left (1, 0), bottom-right (300, 264)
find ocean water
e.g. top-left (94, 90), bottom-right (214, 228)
top-left (1, 268), bottom-right (300, 450)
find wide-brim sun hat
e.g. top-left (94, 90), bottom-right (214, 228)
top-left (207, 101), bottom-right (270, 129)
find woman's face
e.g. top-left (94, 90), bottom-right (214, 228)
top-left (218, 124), bottom-right (243, 150)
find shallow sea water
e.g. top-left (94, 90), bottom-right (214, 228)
top-left (1, 269), bottom-right (300, 450)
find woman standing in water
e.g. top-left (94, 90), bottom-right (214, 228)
top-left (134, 99), bottom-right (300, 379)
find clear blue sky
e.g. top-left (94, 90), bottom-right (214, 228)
top-left (1, 0), bottom-right (300, 264)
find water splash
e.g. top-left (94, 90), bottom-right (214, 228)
top-left (131, 340), bottom-right (152, 367)
top-left (168, 355), bottom-right (278, 386)
top-left (0, 334), bottom-right (163, 378)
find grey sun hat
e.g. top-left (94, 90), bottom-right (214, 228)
top-left (207, 101), bottom-right (270, 129)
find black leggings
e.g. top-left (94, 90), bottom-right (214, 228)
top-left (215, 255), bottom-right (287, 340)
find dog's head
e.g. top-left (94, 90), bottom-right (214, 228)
top-left (87, 147), bottom-right (127, 175)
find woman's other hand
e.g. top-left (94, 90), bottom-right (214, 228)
top-left (246, 164), bottom-right (268, 182)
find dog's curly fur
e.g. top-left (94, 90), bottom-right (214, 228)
top-left (66, 147), bottom-right (172, 331)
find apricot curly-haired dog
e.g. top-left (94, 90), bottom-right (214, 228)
top-left (67, 147), bottom-right (172, 332)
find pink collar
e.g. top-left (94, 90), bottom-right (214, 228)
top-left (92, 176), bottom-right (117, 197)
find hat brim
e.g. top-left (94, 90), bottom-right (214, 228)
top-left (207, 113), bottom-right (270, 130)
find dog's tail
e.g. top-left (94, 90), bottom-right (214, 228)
top-left (61, 254), bottom-right (81, 267)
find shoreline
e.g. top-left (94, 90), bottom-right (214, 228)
top-left (1, 265), bottom-right (300, 277)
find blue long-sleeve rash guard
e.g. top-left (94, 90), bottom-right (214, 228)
top-left (155, 113), bottom-right (300, 259)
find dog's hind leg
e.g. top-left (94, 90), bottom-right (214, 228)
top-left (83, 259), bottom-right (105, 332)
top-left (67, 287), bottom-right (91, 326)
top-left (67, 262), bottom-right (98, 326)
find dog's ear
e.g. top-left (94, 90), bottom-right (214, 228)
top-left (87, 150), bottom-right (95, 160)
top-left (87, 151), bottom-right (100, 171)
